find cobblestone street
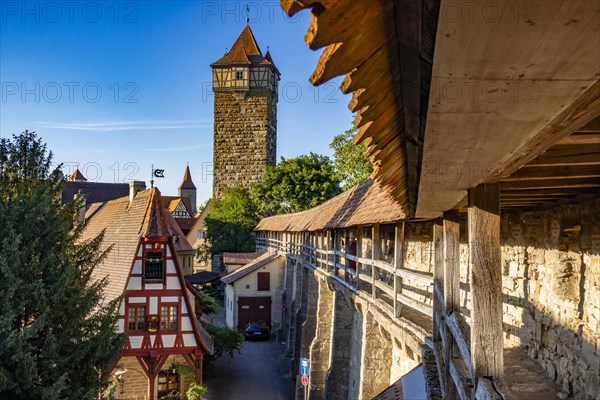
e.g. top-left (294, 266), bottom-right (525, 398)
top-left (204, 340), bottom-right (294, 400)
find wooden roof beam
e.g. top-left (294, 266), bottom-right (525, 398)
top-left (556, 133), bottom-right (600, 145)
top-left (500, 178), bottom-right (600, 190)
top-left (304, 0), bottom-right (377, 50)
top-left (309, 2), bottom-right (393, 85)
top-left (485, 81), bottom-right (600, 182)
top-left (502, 165), bottom-right (600, 181)
top-left (280, 0), bottom-right (332, 17)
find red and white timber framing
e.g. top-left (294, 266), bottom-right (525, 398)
top-left (113, 236), bottom-right (209, 400)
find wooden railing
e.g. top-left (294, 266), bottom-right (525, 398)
top-left (255, 225), bottom-right (435, 323)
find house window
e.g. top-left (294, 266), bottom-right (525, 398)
top-left (160, 305), bottom-right (178, 331)
top-left (257, 272), bottom-right (270, 291)
top-left (157, 369), bottom-right (180, 399)
top-left (236, 71), bottom-right (243, 80)
top-left (144, 250), bottom-right (164, 281)
top-left (127, 306), bottom-right (146, 331)
top-left (199, 230), bottom-right (204, 239)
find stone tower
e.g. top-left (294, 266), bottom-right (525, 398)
top-left (178, 165), bottom-right (197, 213)
top-left (211, 25), bottom-right (280, 199)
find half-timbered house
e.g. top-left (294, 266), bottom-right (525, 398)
top-left (83, 186), bottom-right (213, 400)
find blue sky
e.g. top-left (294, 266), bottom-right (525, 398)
top-left (0, 1), bottom-right (352, 204)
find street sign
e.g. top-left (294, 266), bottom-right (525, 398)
top-left (301, 374), bottom-right (309, 386)
top-left (300, 358), bottom-right (309, 376)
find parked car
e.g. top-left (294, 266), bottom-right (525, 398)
top-left (243, 321), bottom-right (270, 340)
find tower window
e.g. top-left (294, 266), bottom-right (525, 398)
top-left (236, 71), bottom-right (243, 80)
top-left (144, 250), bottom-right (164, 282)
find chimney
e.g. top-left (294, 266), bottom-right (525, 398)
top-left (75, 191), bottom-right (86, 224)
top-left (129, 181), bottom-right (146, 202)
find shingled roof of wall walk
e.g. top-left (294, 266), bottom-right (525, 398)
top-left (255, 179), bottom-right (407, 232)
top-left (82, 188), bottom-right (193, 301)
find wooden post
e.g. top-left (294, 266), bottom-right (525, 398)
top-left (333, 230), bottom-right (338, 276)
top-left (393, 221), bottom-right (405, 317)
top-left (433, 219), bottom-right (444, 341)
top-left (195, 350), bottom-right (203, 384)
top-left (432, 219), bottom-right (446, 395)
top-left (326, 230), bottom-right (332, 273)
top-left (344, 230), bottom-right (349, 283)
top-left (372, 224), bottom-right (380, 299)
top-left (468, 183), bottom-right (503, 380)
top-left (443, 210), bottom-right (460, 399)
top-left (356, 226), bottom-right (362, 291)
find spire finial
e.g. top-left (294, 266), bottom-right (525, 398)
top-left (245, 4), bottom-right (250, 25)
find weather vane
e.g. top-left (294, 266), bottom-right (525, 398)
top-left (245, 4), bottom-right (250, 25)
top-left (150, 164), bottom-right (165, 188)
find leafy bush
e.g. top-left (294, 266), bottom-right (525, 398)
top-left (187, 383), bottom-right (208, 400)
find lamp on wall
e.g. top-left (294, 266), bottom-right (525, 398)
top-left (113, 368), bottom-right (148, 398)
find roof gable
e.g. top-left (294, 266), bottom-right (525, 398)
top-left (221, 252), bottom-right (281, 285)
top-left (84, 188), bottom-right (191, 301)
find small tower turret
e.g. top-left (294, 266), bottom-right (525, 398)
top-left (178, 165), bottom-right (197, 213)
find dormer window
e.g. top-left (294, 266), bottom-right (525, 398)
top-left (236, 71), bottom-right (243, 80)
top-left (144, 250), bottom-right (164, 282)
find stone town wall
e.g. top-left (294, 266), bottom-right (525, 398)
top-left (404, 221), bottom-right (435, 307)
top-left (497, 199), bottom-right (600, 399)
top-left (400, 199), bottom-right (599, 399)
top-left (212, 90), bottom-right (276, 199)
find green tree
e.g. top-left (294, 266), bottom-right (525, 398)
top-left (330, 127), bottom-right (373, 190)
top-left (252, 153), bottom-right (341, 216)
top-left (0, 131), bottom-right (124, 400)
top-left (204, 187), bottom-right (259, 254)
top-left (202, 324), bottom-right (244, 377)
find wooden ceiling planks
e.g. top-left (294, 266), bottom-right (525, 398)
top-left (496, 124), bottom-right (600, 209)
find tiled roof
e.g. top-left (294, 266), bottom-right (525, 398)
top-left (223, 249), bottom-right (267, 265)
top-left (167, 214), bottom-right (194, 254)
top-left (179, 165), bottom-right (196, 190)
top-left (83, 188), bottom-right (190, 302)
top-left (255, 179), bottom-right (407, 232)
top-left (174, 217), bottom-right (198, 234)
top-left (161, 196), bottom-right (193, 215)
top-left (69, 168), bottom-right (87, 181)
top-left (221, 251), bottom-right (280, 285)
top-left (185, 271), bottom-right (221, 285)
top-left (211, 25), bottom-right (273, 67)
top-left (62, 181), bottom-right (129, 205)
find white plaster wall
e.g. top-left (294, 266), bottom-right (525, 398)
top-left (225, 284), bottom-right (235, 329)
top-left (226, 257), bottom-right (285, 329)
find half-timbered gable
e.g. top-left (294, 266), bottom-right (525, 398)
top-left (84, 187), bottom-right (212, 400)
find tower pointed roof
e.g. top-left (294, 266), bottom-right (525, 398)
top-left (69, 168), bottom-right (87, 181)
top-left (211, 25), bottom-right (272, 66)
top-left (179, 165), bottom-right (196, 190)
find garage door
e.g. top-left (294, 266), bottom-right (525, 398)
top-left (238, 297), bottom-right (271, 329)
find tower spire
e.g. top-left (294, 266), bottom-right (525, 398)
top-left (178, 165), bottom-right (197, 214)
